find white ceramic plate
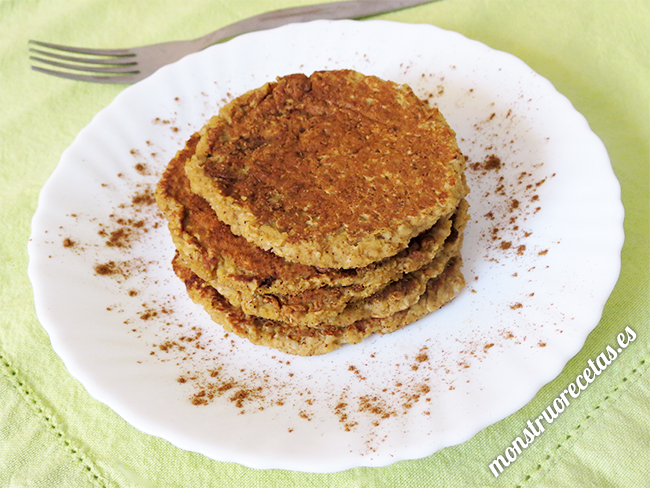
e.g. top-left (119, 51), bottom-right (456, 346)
top-left (28, 20), bottom-right (623, 472)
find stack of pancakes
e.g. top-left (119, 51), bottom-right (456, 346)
top-left (156, 70), bottom-right (469, 356)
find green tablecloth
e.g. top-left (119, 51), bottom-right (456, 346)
top-left (1, 1), bottom-right (648, 486)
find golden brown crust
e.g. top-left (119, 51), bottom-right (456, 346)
top-left (177, 236), bottom-right (461, 328)
top-left (175, 208), bottom-right (466, 327)
top-left (156, 70), bottom-right (470, 355)
top-left (186, 70), bottom-right (468, 268)
top-left (173, 253), bottom-right (465, 356)
top-left (156, 130), bottom-right (469, 300)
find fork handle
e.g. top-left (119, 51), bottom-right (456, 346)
top-left (194, 0), bottom-right (437, 48)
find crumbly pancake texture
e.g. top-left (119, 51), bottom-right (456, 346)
top-left (173, 253), bottom-right (465, 356)
top-left (177, 227), bottom-right (462, 327)
top-left (185, 69), bottom-right (468, 269)
top-left (156, 132), bottom-right (469, 301)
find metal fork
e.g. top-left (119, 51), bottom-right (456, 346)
top-left (29, 0), bottom-right (436, 84)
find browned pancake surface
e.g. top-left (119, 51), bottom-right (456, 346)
top-left (186, 70), bottom-right (468, 268)
top-left (173, 253), bottom-right (465, 356)
top-left (156, 133), bottom-right (468, 301)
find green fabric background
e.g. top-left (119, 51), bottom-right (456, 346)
top-left (1, 0), bottom-right (648, 486)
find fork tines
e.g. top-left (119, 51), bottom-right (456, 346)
top-left (28, 40), bottom-right (140, 83)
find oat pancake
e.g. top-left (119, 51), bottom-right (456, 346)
top-left (185, 70), bottom-right (468, 269)
top-left (177, 229), bottom-right (462, 327)
top-left (156, 132), bottom-right (469, 302)
top-left (173, 253), bottom-right (465, 356)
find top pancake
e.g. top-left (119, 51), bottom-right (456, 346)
top-left (185, 70), bottom-right (468, 269)
top-left (155, 131), bottom-right (467, 300)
